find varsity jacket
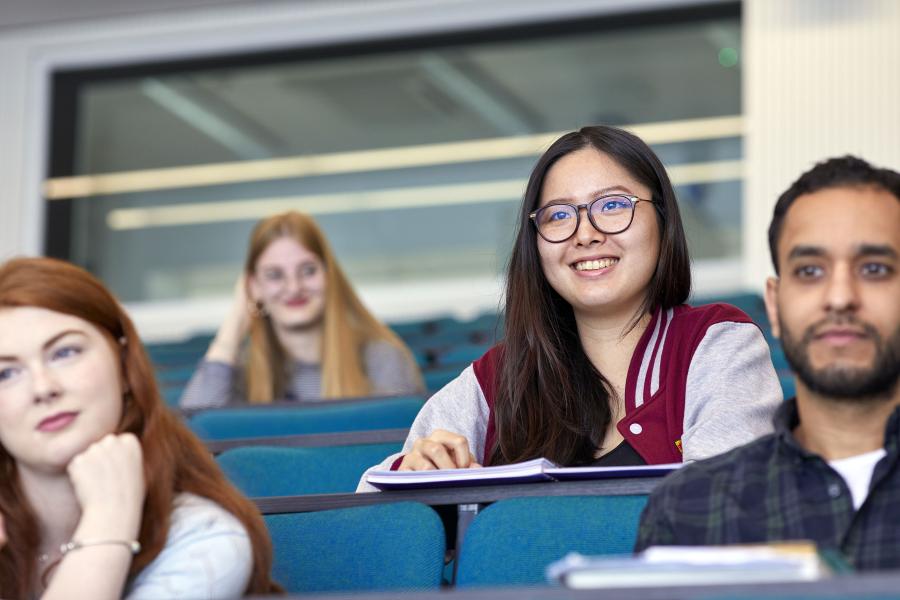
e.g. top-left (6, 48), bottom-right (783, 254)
top-left (357, 303), bottom-right (782, 492)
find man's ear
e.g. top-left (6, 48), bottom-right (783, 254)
top-left (764, 276), bottom-right (781, 339)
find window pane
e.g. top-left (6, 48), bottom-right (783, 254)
top-left (51, 11), bottom-right (742, 305)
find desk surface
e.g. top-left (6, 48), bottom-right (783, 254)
top-left (253, 477), bottom-right (663, 514)
top-left (251, 570), bottom-right (900, 599)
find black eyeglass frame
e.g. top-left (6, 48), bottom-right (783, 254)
top-left (529, 194), bottom-right (655, 243)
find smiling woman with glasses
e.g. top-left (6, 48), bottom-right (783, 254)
top-left (358, 125), bottom-right (783, 489)
top-left (180, 211), bottom-right (423, 408)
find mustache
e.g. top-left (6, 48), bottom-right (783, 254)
top-left (800, 315), bottom-right (881, 345)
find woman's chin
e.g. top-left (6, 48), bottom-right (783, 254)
top-left (275, 313), bottom-right (324, 332)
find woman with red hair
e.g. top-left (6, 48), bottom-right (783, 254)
top-left (0, 257), bottom-right (279, 599)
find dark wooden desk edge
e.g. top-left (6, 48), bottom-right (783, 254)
top-left (248, 570), bottom-right (900, 599)
top-left (253, 478), bottom-right (663, 515)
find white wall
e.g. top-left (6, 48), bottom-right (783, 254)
top-left (742, 0), bottom-right (900, 289)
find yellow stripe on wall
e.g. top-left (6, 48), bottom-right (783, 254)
top-left (106, 159), bottom-right (743, 230)
top-left (46, 115), bottom-right (742, 200)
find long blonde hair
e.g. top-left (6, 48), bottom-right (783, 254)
top-left (244, 211), bottom-right (421, 403)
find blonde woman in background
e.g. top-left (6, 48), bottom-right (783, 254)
top-left (180, 211), bottom-right (424, 408)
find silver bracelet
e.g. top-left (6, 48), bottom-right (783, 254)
top-left (59, 539), bottom-right (142, 556)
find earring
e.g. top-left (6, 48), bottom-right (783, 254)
top-left (249, 301), bottom-right (269, 318)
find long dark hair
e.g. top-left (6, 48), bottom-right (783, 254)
top-left (490, 125), bottom-right (691, 466)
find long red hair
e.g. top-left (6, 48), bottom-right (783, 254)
top-left (0, 257), bottom-right (279, 598)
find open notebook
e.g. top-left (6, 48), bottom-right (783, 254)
top-left (365, 458), bottom-right (680, 490)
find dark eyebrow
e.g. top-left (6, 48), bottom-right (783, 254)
top-left (543, 186), bottom-right (637, 206)
top-left (858, 244), bottom-right (898, 259)
top-left (0, 329), bottom-right (86, 362)
top-left (786, 244), bottom-right (898, 263)
top-left (786, 246), bottom-right (825, 261)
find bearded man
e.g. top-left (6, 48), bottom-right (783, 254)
top-left (635, 156), bottom-right (900, 570)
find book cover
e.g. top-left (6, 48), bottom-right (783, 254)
top-left (366, 457), bottom-right (555, 490)
top-left (547, 542), bottom-right (843, 589)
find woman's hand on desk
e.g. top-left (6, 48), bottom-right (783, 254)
top-left (398, 429), bottom-right (482, 470)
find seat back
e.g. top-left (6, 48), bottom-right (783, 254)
top-left (188, 396), bottom-right (423, 440)
top-left (456, 495), bottom-right (648, 587)
top-left (216, 443), bottom-right (402, 496)
top-left (265, 502), bottom-right (445, 593)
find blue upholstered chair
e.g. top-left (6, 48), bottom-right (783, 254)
top-left (187, 396), bottom-right (424, 440)
top-left (160, 385), bottom-right (183, 408)
top-left (780, 375), bottom-right (796, 400)
top-left (216, 443), bottom-right (402, 496)
top-left (455, 495), bottom-right (648, 587)
top-left (422, 366), bottom-right (463, 392)
top-left (436, 342), bottom-right (491, 367)
top-left (265, 502), bottom-right (445, 593)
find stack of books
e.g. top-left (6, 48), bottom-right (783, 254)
top-left (547, 542), bottom-right (848, 589)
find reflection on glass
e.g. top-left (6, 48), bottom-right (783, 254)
top-left (58, 13), bottom-right (741, 304)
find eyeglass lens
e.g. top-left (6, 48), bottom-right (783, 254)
top-left (535, 195), bottom-right (636, 241)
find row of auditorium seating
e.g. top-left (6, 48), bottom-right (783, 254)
top-left (149, 310), bottom-right (504, 406)
top-left (148, 291), bottom-right (791, 407)
top-left (258, 494), bottom-right (646, 592)
top-left (168, 293), bottom-right (788, 593)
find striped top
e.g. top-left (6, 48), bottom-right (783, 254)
top-left (179, 339), bottom-right (423, 408)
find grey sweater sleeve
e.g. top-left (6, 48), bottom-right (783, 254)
top-left (355, 365), bottom-right (490, 493)
top-left (363, 340), bottom-right (425, 396)
top-left (681, 321), bottom-right (782, 461)
top-left (178, 360), bottom-right (240, 409)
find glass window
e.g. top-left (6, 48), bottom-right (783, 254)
top-left (46, 6), bottom-right (741, 308)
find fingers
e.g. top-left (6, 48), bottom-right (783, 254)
top-left (399, 430), bottom-right (476, 471)
top-left (68, 433), bottom-right (146, 541)
top-left (0, 512), bottom-right (6, 549)
top-left (68, 433), bottom-right (145, 517)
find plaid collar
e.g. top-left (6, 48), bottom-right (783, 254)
top-left (773, 395), bottom-right (900, 459)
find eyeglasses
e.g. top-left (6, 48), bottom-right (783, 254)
top-left (529, 194), bottom-right (654, 243)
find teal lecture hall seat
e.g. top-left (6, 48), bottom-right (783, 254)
top-left (216, 443), bottom-right (402, 496)
top-left (186, 396), bottom-right (424, 440)
top-left (265, 502), bottom-right (445, 593)
top-left (455, 495), bottom-right (649, 587)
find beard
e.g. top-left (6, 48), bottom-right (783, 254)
top-left (780, 315), bottom-right (900, 401)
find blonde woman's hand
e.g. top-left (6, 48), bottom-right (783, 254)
top-left (67, 433), bottom-right (146, 542)
top-left (206, 274), bottom-right (253, 364)
top-left (398, 429), bottom-right (482, 470)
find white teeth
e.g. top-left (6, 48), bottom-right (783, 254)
top-left (574, 258), bottom-right (619, 271)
